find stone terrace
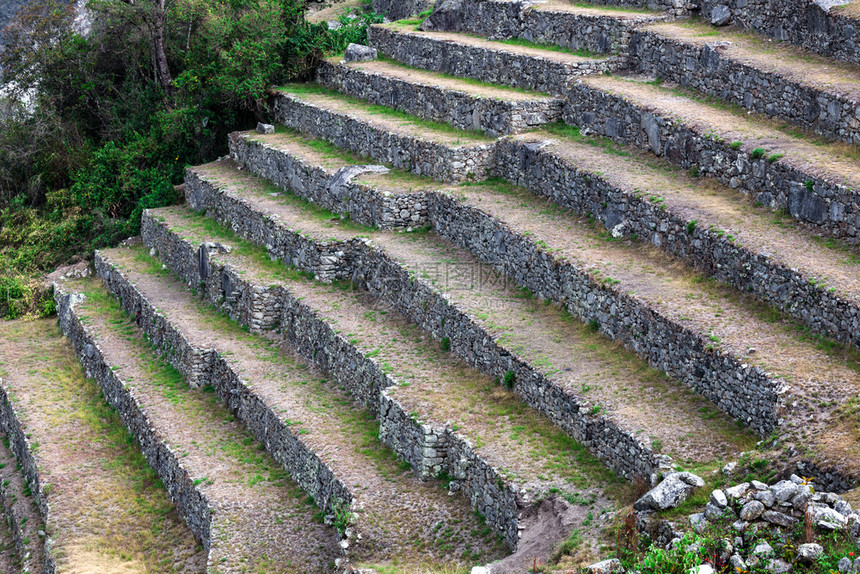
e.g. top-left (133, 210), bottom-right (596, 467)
top-left (3, 0), bottom-right (856, 571)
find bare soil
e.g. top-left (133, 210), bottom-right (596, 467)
top-left (0, 318), bottom-right (207, 574)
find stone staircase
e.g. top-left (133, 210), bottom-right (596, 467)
top-left (0, 0), bottom-right (853, 571)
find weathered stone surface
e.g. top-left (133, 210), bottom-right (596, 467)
top-left (761, 510), bottom-right (797, 528)
top-left (699, 0), bottom-right (860, 67)
top-left (565, 79), bottom-right (860, 247)
top-left (270, 91), bottom-right (497, 183)
top-left (344, 43), bottom-right (377, 62)
top-left (371, 0), bottom-right (431, 20)
top-left (584, 558), bottom-right (623, 573)
top-left (256, 122), bottom-right (275, 134)
top-left (634, 472), bottom-right (704, 511)
top-left (495, 139), bottom-right (786, 434)
top-left (739, 500), bottom-right (765, 521)
top-left (814, 506), bottom-right (848, 530)
top-left (368, 24), bottom-right (615, 95)
top-left (316, 59), bottom-right (563, 137)
top-left (629, 30), bottom-right (860, 146)
top-left (710, 4), bottom-right (732, 25)
top-left (419, 0), bottom-right (669, 55)
top-left (711, 489), bottom-right (728, 508)
top-left (797, 543), bottom-right (823, 564)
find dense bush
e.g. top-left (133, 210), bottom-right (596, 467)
top-left (0, 0), bottom-right (379, 317)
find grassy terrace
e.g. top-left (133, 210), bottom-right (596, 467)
top-left (147, 208), bottom-right (624, 495)
top-left (0, 317), bottom-right (206, 572)
top-left (102, 244), bottom-right (511, 570)
top-left (66, 277), bottom-right (342, 572)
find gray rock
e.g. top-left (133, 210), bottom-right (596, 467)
top-left (756, 489), bottom-right (776, 508)
top-left (839, 556), bottom-right (852, 572)
top-left (711, 489), bottom-right (728, 508)
top-left (740, 500), bottom-right (765, 521)
top-left (634, 472), bottom-right (704, 511)
top-left (766, 558), bottom-right (792, 573)
top-left (704, 502), bottom-right (725, 521)
top-left (790, 486), bottom-right (813, 509)
top-left (722, 462), bottom-right (738, 476)
top-left (751, 480), bottom-right (769, 491)
top-left (690, 513), bottom-right (708, 534)
top-left (762, 510), bottom-right (797, 528)
top-left (729, 554), bottom-right (747, 571)
top-left (689, 565), bottom-right (715, 574)
top-left (418, 0), bottom-right (464, 32)
top-left (835, 500), bottom-right (853, 516)
top-left (789, 474), bottom-right (804, 484)
top-left (771, 480), bottom-right (799, 504)
top-left (725, 482), bottom-right (750, 502)
top-left (710, 4), bottom-right (732, 26)
top-left (584, 558), bottom-right (623, 573)
top-left (753, 540), bottom-right (774, 557)
top-left (796, 543), bottom-right (823, 564)
top-left (344, 43), bottom-right (378, 62)
top-left (255, 122), bottom-right (275, 135)
top-left (815, 506), bottom-right (848, 530)
top-left (813, 0), bottom-right (851, 14)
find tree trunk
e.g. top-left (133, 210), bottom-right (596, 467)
top-left (152, 0), bottom-right (173, 99)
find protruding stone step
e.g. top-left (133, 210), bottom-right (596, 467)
top-left (316, 57), bottom-right (564, 136)
top-left (367, 22), bottom-right (616, 94)
top-left (698, 0), bottom-right (860, 67)
top-left (420, 0), bottom-right (669, 55)
top-left (630, 20), bottom-right (860, 145)
top-left (270, 84), bottom-right (497, 182)
top-left (494, 130), bottom-right (860, 350)
top-left (55, 278), bottom-right (343, 573)
top-left (94, 245), bottom-right (510, 565)
top-left (566, 73), bottom-right (860, 244)
top-left (0, 319), bottom-right (206, 573)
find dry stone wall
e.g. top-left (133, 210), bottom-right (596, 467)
top-left (497, 136), bottom-right (860, 349)
top-left (564, 81), bottom-right (860, 244)
top-left (629, 31), bottom-right (860, 145)
top-left (94, 251), bottom-right (355, 526)
top-left (227, 132), bottom-right (429, 230)
top-left (228, 133), bottom-right (789, 435)
top-left (372, 0), bottom-right (432, 20)
top-left (420, 0), bottom-right (668, 55)
top-left (698, 0), bottom-right (860, 67)
top-left (54, 286), bottom-right (214, 552)
top-left (179, 172), bottom-right (666, 482)
top-left (368, 25), bottom-right (616, 95)
top-left (429, 186), bottom-right (782, 435)
top-left (270, 91), bottom-right (497, 182)
top-left (316, 60), bottom-right (564, 137)
top-left (139, 212), bottom-right (524, 548)
top-left (0, 381), bottom-right (54, 574)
